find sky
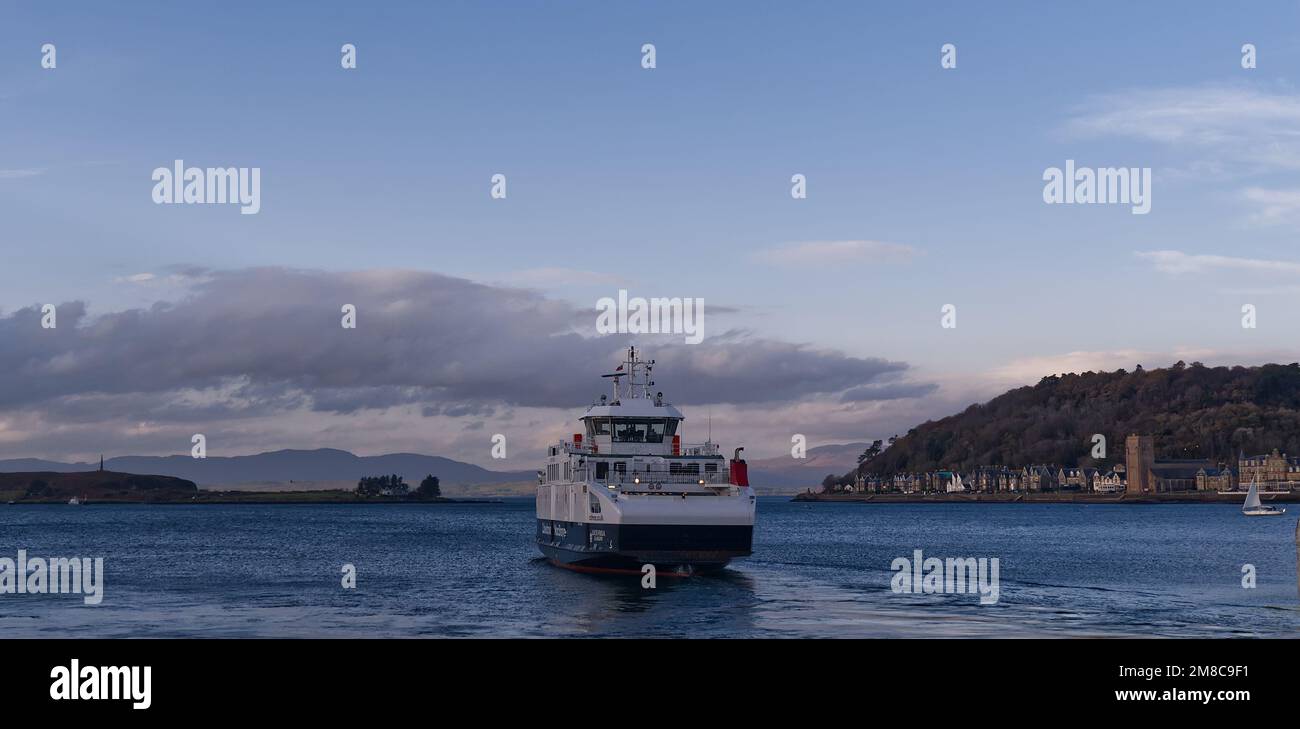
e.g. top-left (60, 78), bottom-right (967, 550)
top-left (3, 1), bottom-right (1300, 468)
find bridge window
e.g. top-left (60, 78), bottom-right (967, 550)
top-left (612, 419), bottom-right (671, 443)
top-left (614, 421), bottom-right (646, 442)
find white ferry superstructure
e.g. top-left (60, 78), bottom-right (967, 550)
top-left (535, 347), bottom-right (756, 573)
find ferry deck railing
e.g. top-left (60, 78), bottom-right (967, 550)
top-left (561, 440), bottom-right (721, 457)
top-left (568, 463), bottom-right (732, 486)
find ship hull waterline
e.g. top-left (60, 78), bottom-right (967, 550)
top-left (536, 518), bottom-right (752, 574)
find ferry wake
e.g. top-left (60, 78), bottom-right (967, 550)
top-left (535, 347), bottom-right (756, 574)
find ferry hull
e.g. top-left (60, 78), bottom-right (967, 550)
top-left (536, 519), bottom-right (752, 572)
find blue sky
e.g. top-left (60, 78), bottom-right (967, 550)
top-left (4, 2), bottom-right (1300, 464)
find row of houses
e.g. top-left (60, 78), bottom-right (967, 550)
top-left (842, 438), bottom-right (1300, 495)
top-left (849, 465), bottom-right (1130, 495)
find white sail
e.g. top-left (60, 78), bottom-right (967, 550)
top-left (1242, 480), bottom-right (1262, 511)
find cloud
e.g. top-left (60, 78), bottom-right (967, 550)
top-left (0, 168), bottom-right (44, 179)
top-left (0, 267), bottom-right (935, 460)
top-left (752, 240), bottom-right (917, 266)
top-left (1217, 285), bottom-right (1300, 296)
top-left (1062, 84), bottom-right (1300, 173)
top-left (114, 273), bottom-right (157, 283)
top-left (1240, 187), bottom-right (1300, 228)
top-left (1062, 84), bottom-right (1300, 227)
top-left (839, 382), bottom-right (939, 402)
top-left (1135, 250), bottom-right (1300, 276)
top-left (492, 267), bottom-right (632, 289)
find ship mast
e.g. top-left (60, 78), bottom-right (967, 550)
top-left (604, 346), bottom-right (655, 403)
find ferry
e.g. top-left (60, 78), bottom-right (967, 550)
top-left (536, 347), bottom-right (755, 574)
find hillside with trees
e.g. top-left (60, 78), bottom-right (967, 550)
top-left (416, 474), bottom-right (441, 498)
top-left (0, 470), bottom-right (198, 502)
top-left (845, 362), bottom-right (1300, 481)
top-left (356, 474), bottom-right (407, 497)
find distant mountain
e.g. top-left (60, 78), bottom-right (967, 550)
top-left (0, 444), bottom-right (867, 494)
top-left (854, 362), bottom-right (1300, 478)
top-left (0, 448), bottom-right (534, 488)
top-left (747, 442), bottom-right (869, 488)
top-left (0, 458), bottom-right (84, 473)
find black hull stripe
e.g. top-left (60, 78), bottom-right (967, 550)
top-left (536, 519), bottom-right (752, 568)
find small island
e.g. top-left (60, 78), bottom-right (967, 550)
top-left (0, 469), bottom-right (494, 504)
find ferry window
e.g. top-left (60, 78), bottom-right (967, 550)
top-left (614, 421), bottom-right (648, 443)
top-left (595, 462), bottom-right (609, 480)
top-left (704, 463), bottom-right (718, 473)
top-left (664, 419), bottom-right (678, 437)
top-left (611, 419), bottom-right (669, 443)
top-left (589, 418), bottom-right (610, 436)
top-left (613, 462), bottom-right (626, 474)
top-left (589, 493), bottom-right (601, 514)
top-left (645, 420), bottom-right (666, 443)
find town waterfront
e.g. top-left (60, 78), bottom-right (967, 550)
top-left (2, 498), bottom-right (1297, 638)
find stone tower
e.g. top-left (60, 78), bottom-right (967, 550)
top-left (1125, 435), bottom-right (1154, 494)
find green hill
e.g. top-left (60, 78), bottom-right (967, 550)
top-left (856, 361), bottom-right (1300, 477)
top-left (0, 470), bottom-right (199, 503)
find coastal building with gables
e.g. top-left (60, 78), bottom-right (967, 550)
top-left (1020, 465), bottom-right (1059, 492)
top-left (1195, 466), bottom-right (1235, 491)
top-left (1238, 448), bottom-right (1300, 490)
top-left (1093, 470), bottom-right (1125, 493)
top-left (973, 466), bottom-right (1020, 492)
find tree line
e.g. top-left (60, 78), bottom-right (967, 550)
top-left (355, 474), bottom-right (441, 498)
top-left (827, 362), bottom-right (1300, 485)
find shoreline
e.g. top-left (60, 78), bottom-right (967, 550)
top-left (790, 491), bottom-right (1300, 505)
top-left (3, 494), bottom-right (500, 505)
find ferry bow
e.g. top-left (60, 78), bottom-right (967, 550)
top-left (536, 347), bottom-right (756, 573)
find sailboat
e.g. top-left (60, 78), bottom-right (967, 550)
top-left (1242, 478), bottom-right (1285, 517)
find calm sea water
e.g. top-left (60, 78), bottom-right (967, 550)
top-left (2, 498), bottom-right (1297, 638)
